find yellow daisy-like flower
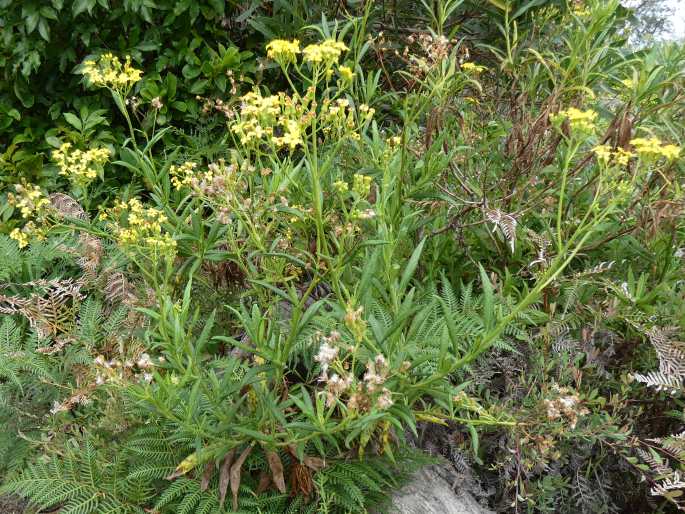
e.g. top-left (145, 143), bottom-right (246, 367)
top-left (556, 107), bottom-right (598, 133)
top-left (7, 183), bottom-right (50, 219)
top-left (273, 119), bottom-right (303, 150)
top-left (593, 145), bottom-right (634, 166)
top-left (661, 144), bottom-right (681, 160)
top-left (338, 65), bottom-right (355, 82)
top-left (266, 39), bottom-right (300, 65)
top-left (461, 62), bottom-right (486, 74)
top-left (81, 53), bottom-right (142, 92)
top-left (169, 161), bottom-right (198, 190)
top-left (593, 144), bottom-right (613, 163)
top-left (630, 137), bottom-right (681, 160)
top-left (9, 222), bottom-right (45, 249)
top-left (9, 228), bottom-right (29, 249)
top-left (108, 198), bottom-right (176, 255)
top-left (52, 143), bottom-right (111, 188)
top-left (614, 148), bottom-right (634, 166)
top-left (303, 39), bottom-right (349, 65)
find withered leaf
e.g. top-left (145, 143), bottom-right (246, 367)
top-left (303, 455), bottom-right (326, 471)
top-left (286, 444), bottom-right (326, 471)
top-left (218, 449), bottom-right (236, 508)
top-left (231, 446), bottom-right (253, 511)
top-left (290, 462), bottom-right (314, 499)
top-left (200, 461), bottom-right (215, 491)
top-left (266, 450), bottom-right (286, 493)
top-left (165, 452), bottom-right (198, 481)
top-left (256, 470), bottom-right (272, 494)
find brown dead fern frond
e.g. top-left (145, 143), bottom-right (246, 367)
top-left (0, 278), bottom-right (84, 338)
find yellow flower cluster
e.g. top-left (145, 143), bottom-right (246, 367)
top-left (7, 184), bottom-right (50, 248)
top-left (593, 145), bottom-right (634, 166)
top-left (556, 107), bottom-right (598, 133)
top-left (170, 161), bottom-right (199, 190)
top-left (338, 65), bottom-right (355, 83)
top-left (231, 90), bottom-right (306, 150)
top-left (630, 137), bottom-right (681, 160)
top-left (572, 6), bottom-right (591, 16)
top-left (276, 119), bottom-right (303, 148)
top-left (9, 221), bottom-right (47, 249)
top-left (333, 180), bottom-right (349, 193)
top-left (109, 198), bottom-right (176, 254)
top-left (265, 38), bottom-right (349, 69)
top-left (319, 99), bottom-right (374, 141)
top-left (352, 174), bottom-right (373, 197)
top-left (461, 62), bottom-right (486, 74)
top-left (81, 53), bottom-right (143, 91)
top-left (52, 143), bottom-right (111, 187)
top-left (302, 39), bottom-right (349, 65)
top-left (266, 39), bottom-right (300, 65)
top-left (7, 183), bottom-right (49, 219)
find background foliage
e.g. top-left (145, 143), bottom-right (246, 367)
top-left (1, 0), bottom-right (685, 513)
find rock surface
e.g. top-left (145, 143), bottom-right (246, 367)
top-left (391, 466), bottom-right (493, 514)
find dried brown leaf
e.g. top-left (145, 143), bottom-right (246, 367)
top-left (231, 446), bottom-right (253, 511)
top-left (266, 450), bottom-right (286, 493)
top-left (303, 455), bottom-right (326, 471)
top-left (218, 449), bottom-right (236, 508)
top-left (256, 470), bottom-right (272, 494)
top-left (200, 462), bottom-right (215, 491)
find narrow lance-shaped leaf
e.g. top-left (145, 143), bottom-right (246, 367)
top-left (230, 446), bottom-right (253, 511)
top-left (218, 448), bottom-right (236, 508)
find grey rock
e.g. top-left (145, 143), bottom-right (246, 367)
top-left (391, 466), bottom-right (494, 514)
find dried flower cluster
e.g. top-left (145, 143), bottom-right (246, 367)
top-left (542, 385), bottom-right (588, 430)
top-left (93, 351), bottom-right (161, 387)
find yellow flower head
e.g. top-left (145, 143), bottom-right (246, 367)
top-left (9, 222), bottom-right (44, 249)
top-left (272, 119), bottom-right (303, 150)
top-left (108, 198), bottom-right (176, 255)
top-left (593, 145), bottom-right (634, 166)
top-left (169, 161), bottom-right (198, 190)
top-left (593, 144), bottom-right (612, 163)
top-left (661, 144), bottom-right (681, 160)
top-left (52, 143), bottom-right (111, 188)
top-left (338, 65), bottom-right (355, 83)
top-left (630, 137), bottom-right (681, 160)
top-left (303, 39), bottom-right (349, 65)
top-left (266, 39), bottom-right (300, 65)
top-left (461, 62), bottom-right (486, 74)
top-left (81, 53), bottom-right (142, 92)
top-left (10, 228), bottom-right (29, 248)
top-left (231, 90), bottom-right (307, 150)
top-left (556, 107), bottom-right (598, 133)
top-left (8, 183), bottom-right (50, 219)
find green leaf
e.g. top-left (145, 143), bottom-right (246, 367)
top-left (189, 79), bottom-right (209, 95)
top-left (63, 112), bottom-right (82, 131)
top-left (479, 266), bottom-right (495, 331)
top-left (72, 0), bottom-right (95, 16)
top-left (399, 238), bottom-right (426, 295)
top-left (182, 64), bottom-right (201, 79)
top-left (38, 19), bottom-right (50, 41)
